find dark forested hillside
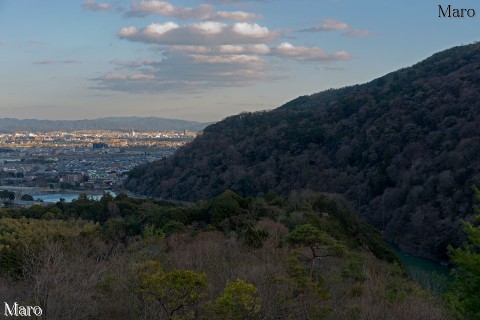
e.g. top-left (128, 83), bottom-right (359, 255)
top-left (0, 193), bottom-right (450, 319)
top-left (125, 42), bottom-right (480, 262)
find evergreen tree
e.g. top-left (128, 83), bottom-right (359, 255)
top-left (447, 186), bottom-right (480, 319)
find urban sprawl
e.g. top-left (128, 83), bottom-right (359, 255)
top-left (0, 129), bottom-right (197, 206)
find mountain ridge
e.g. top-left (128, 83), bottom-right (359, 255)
top-left (125, 42), bottom-right (480, 262)
top-left (0, 116), bottom-right (209, 132)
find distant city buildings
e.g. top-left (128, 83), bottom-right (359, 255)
top-left (0, 129), bottom-right (195, 148)
top-left (0, 129), bottom-right (198, 197)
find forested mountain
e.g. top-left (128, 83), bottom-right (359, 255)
top-left (125, 42), bottom-right (480, 262)
top-left (0, 192), bottom-right (449, 319)
top-left (0, 116), bottom-right (207, 132)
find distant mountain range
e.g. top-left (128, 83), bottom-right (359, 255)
top-left (125, 42), bottom-right (480, 262)
top-left (0, 117), bottom-right (209, 133)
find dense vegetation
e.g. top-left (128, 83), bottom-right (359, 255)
top-left (125, 42), bottom-right (480, 262)
top-left (0, 193), bottom-right (450, 319)
top-left (446, 186), bottom-right (480, 319)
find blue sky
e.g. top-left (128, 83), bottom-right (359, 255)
top-left (0, 0), bottom-right (478, 122)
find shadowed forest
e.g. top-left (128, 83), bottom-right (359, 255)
top-left (126, 43), bottom-right (480, 263)
top-left (0, 192), bottom-right (454, 319)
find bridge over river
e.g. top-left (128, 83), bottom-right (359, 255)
top-left (0, 186), bottom-right (68, 194)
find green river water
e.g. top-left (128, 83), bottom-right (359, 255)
top-left (389, 244), bottom-right (451, 294)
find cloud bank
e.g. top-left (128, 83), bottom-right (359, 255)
top-left (118, 22), bottom-right (278, 45)
top-left (124, 1), bottom-right (262, 22)
top-left (88, 2), bottom-right (359, 94)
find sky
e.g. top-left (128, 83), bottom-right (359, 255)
top-left (0, 0), bottom-right (478, 122)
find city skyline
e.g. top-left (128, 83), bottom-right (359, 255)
top-left (0, 0), bottom-right (478, 122)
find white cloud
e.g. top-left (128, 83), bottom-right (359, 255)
top-left (345, 28), bottom-right (372, 37)
top-left (168, 44), bottom-right (270, 55)
top-left (118, 26), bottom-right (138, 37)
top-left (191, 21), bottom-right (227, 34)
top-left (217, 45), bottom-right (244, 54)
top-left (209, 11), bottom-right (263, 22)
top-left (168, 45), bottom-right (212, 54)
top-left (145, 22), bottom-right (180, 35)
top-left (118, 21), bottom-right (278, 45)
top-left (272, 42), bottom-right (351, 62)
top-left (249, 44), bottom-right (271, 54)
top-left (298, 19), bottom-right (349, 32)
top-left (217, 44), bottom-right (270, 54)
top-left (126, 1), bottom-right (213, 19)
top-left (298, 19), bottom-right (373, 38)
top-left (334, 51), bottom-right (351, 60)
top-left (125, 0), bottom-right (262, 22)
top-left (83, 0), bottom-right (111, 11)
top-left (232, 23), bottom-right (270, 37)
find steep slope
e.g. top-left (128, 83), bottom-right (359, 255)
top-left (125, 42), bottom-right (480, 262)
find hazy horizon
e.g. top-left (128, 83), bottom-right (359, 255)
top-left (0, 115), bottom-right (208, 122)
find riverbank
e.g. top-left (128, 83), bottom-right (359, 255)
top-left (31, 190), bottom-right (116, 203)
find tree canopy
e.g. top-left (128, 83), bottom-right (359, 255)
top-left (125, 42), bottom-right (480, 262)
top-left (447, 186), bottom-right (480, 319)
